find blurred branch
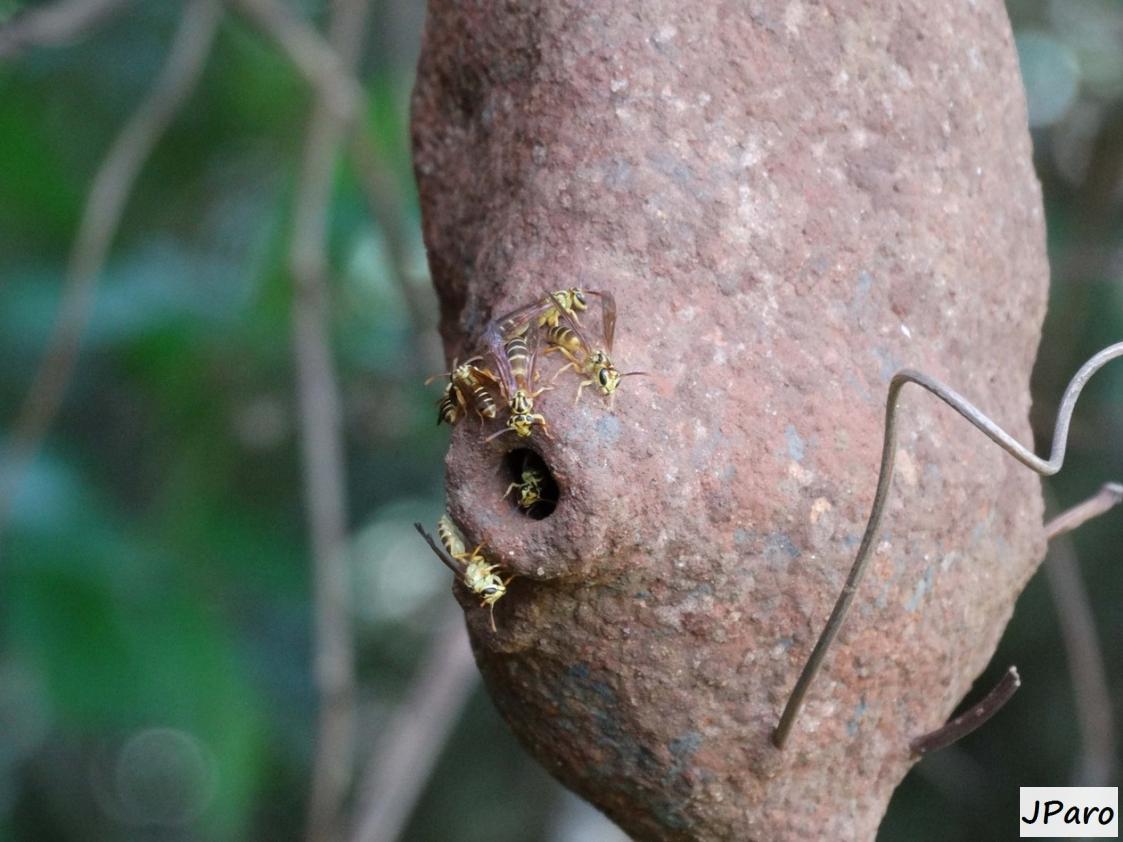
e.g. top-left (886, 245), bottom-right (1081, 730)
top-left (231, 0), bottom-right (427, 338)
top-left (348, 133), bottom-right (429, 339)
top-left (0, 0), bottom-right (221, 555)
top-left (0, 0), bottom-right (133, 59)
top-left (1044, 538), bottom-right (1117, 785)
top-left (285, 1), bottom-right (372, 840)
top-left (351, 604), bottom-right (478, 842)
top-left (1043, 487), bottom-right (1120, 786)
top-left (230, 0), bottom-right (363, 121)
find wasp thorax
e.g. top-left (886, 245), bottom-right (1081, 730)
top-left (509, 414), bottom-right (535, 436)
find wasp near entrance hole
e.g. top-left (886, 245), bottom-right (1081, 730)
top-left (483, 323), bottom-right (552, 440)
top-left (545, 291), bottom-right (645, 403)
top-left (426, 357), bottom-right (500, 426)
top-left (415, 517), bottom-right (511, 632)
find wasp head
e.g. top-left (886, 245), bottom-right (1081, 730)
top-left (452, 362), bottom-right (474, 383)
top-left (590, 352), bottom-right (621, 395)
top-left (465, 559), bottom-right (507, 605)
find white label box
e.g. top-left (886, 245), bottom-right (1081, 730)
top-left (1020, 787), bottom-right (1118, 837)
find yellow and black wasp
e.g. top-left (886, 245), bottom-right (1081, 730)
top-left (496, 288), bottom-right (591, 339)
top-left (426, 357), bottom-right (500, 426)
top-left (504, 464), bottom-right (553, 511)
top-left (482, 322), bottom-right (552, 440)
top-left (544, 290), bottom-right (645, 402)
top-left (415, 518), bottom-right (511, 631)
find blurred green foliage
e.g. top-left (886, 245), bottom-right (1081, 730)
top-left (0, 1), bottom-right (1120, 840)
top-left (0, 3), bottom-right (562, 840)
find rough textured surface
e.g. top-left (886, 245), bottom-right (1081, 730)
top-left (412, 2), bottom-right (1049, 839)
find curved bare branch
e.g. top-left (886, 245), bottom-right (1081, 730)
top-left (774, 342), bottom-right (1123, 748)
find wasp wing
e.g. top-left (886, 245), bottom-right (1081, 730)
top-left (482, 322), bottom-right (520, 400)
top-left (596, 289), bottom-right (617, 353)
top-left (523, 318), bottom-right (544, 386)
top-left (414, 522), bottom-right (463, 575)
top-left (493, 297), bottom-right (555, 340)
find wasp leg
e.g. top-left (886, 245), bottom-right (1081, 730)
top-left (503, 482), bottom-right (519, 499)
top-left (475, 406), bottom-right (494, 430)
top-left (575, 378), bottom-right (596, 405)
top-left (451, 546), bottom-right (482, 564)
top-left (548, 363), bottom-right (574, 388)
top-left (548, 345), bottom-right (583, 381)
top-left (534, 414), bottom-right (553, 440)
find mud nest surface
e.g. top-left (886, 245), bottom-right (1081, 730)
top-left (412, 1), bottom-right (1049, 839)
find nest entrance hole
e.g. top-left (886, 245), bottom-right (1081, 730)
top-left (503, 448), bottom-right (559, 519)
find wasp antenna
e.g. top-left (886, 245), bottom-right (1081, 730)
top-left (484, 427), bottom-right (510, 443)
top-left (414, 522), bottom-right (463, 576)
top-left (488, 603), bottom-right (498, 633)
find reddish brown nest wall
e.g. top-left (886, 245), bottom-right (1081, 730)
top-left (412, 1), bottom-right (1049, 839)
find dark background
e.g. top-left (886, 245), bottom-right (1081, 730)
top-left (0, 1), bottom-right (1119, 839)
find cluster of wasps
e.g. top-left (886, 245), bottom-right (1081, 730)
top-left (427, 288), bottom-right (639, 437)
top-left (416, 288), bottom-right (643, 630)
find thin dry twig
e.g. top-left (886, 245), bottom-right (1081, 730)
top-left (1044, 482), bottom-right (1123, 541)
top-left (0, 0), bottom-right (221, 556)
top-left (773, 342), bottom-right (1123, 749)
top-left (1043, 491), bottom-right (1119, 785)
top-left (287, 0), bottom-right (372, 839)
top-left (909, 667), bottom-right (1021, 757)
top-left (0, 0), bottom-right (133, 59)
top-left (351, 604), bottom-right (478, 842)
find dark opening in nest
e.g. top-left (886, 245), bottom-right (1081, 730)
top-left (503, 448), bottom-right (559, 519)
